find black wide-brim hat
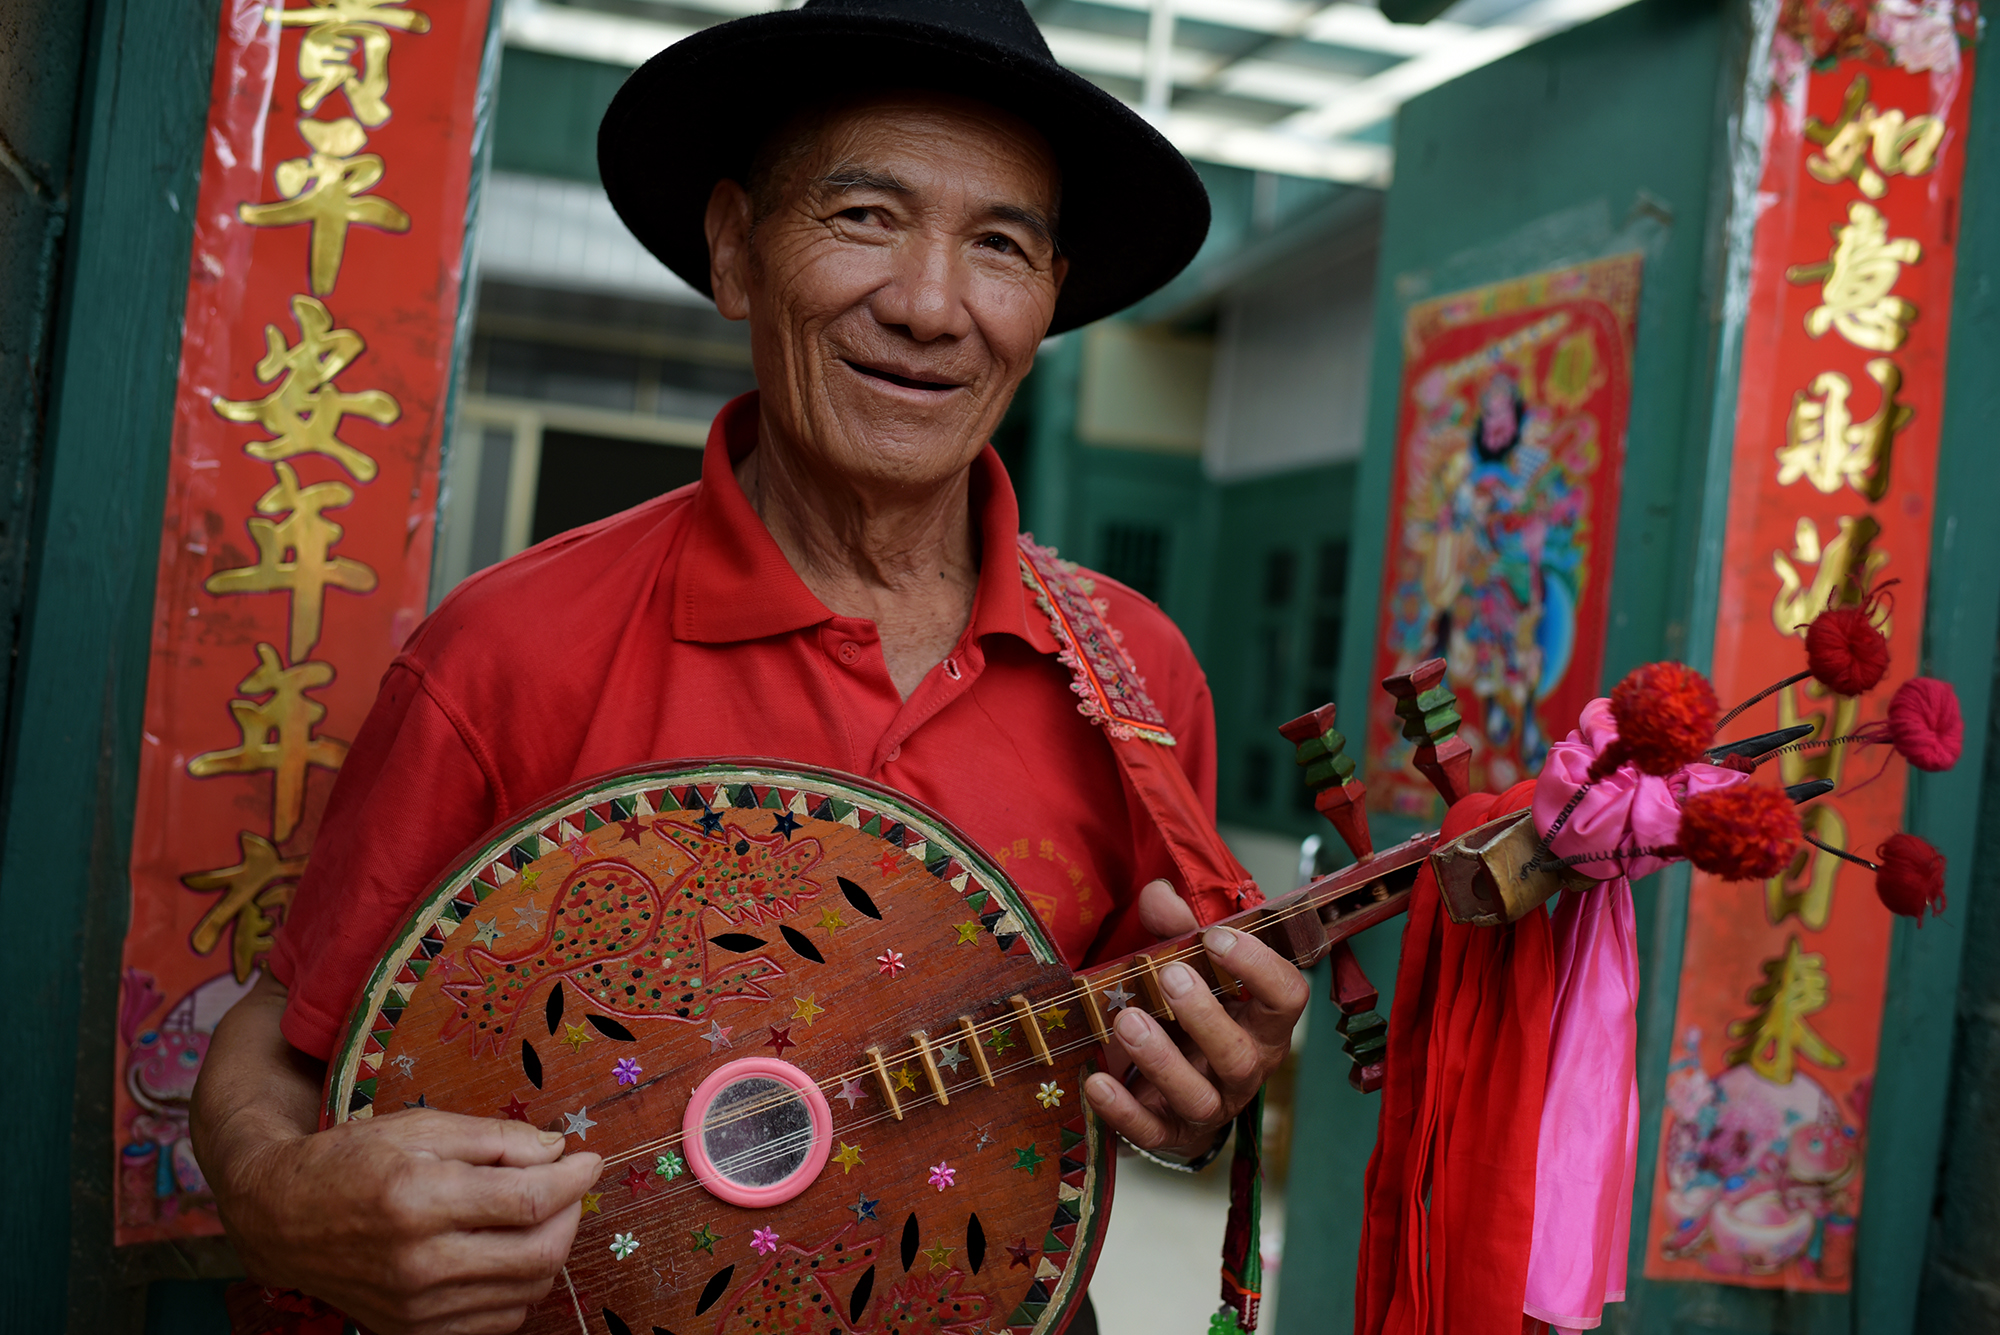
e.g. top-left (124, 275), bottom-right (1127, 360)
top-left (598, 0), bottom-right (1211, 334)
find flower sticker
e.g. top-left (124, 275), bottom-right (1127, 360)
top-left (1036, 1081), bottom-right (1065, 1108)
top-left (655, 1151), bottom-right (685, 1180)
top-left (928, 1161), bottom-right (956, 1191)
top-left (610, 1232), bottom-right (639, 1260)
top-left (751, 1226), bottom-right (780, 1256)
top-left (613, 1057), bottom-right (643, 1086)
top-left (877, 948), bottom-right (907, 978)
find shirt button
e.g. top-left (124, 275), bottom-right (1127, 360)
top-left (837, 641), bottom-right (861, 665)
top-left (885, 744), bottom-right (902, 763)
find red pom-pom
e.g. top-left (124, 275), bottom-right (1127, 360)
top-left (1677, 784), bottom-right (1802, 880)
top-left (1805, 605), bottom-right (1890, 695)
top-left (1603, 661), bottom-right (1719, 777)
top-left (1887, 677), bottom-right (1962, 772)
top-left (1875, 832), bottom-right (1946, 922)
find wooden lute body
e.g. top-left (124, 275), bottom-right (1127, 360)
top-left (324, 760), bottom-right (1437, 1335)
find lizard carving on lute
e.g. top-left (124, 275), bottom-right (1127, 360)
top-left (440, 816), bottom-right (826, 1055)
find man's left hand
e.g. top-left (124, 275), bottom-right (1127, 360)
top-left (1082, 880), bottom-right (1309, 1161)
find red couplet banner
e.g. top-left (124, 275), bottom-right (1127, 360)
top-left (1644, 0), bottom-right (1977, 1289)
top-left (115, 0), bottom-right (493, 1245)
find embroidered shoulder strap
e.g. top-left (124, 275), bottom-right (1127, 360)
top-left (1016, 535), bottom-right (1261, 925)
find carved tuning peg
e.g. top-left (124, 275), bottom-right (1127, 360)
top-left (1330, 941), bottom-right (1387, 1094)
top-left (1380, 657), bottom-right (1473, 808)
top-left (1278, 703), bottom-right (1373, 864)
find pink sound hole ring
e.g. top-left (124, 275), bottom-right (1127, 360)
top-left (682, 1056), bottom-right (834, 1208)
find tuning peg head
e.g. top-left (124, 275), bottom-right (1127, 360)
top-left (1279, 703), bottom-right (1374, 861)
top-left (1380, 656), bottom-right (1473, 807)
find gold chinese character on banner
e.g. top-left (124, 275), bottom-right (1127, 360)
top-left (1772, 513), bottom-right (1886, 637)
top-left (1776, 358), bottom-right (1911, 500)
top-left (186, 831), bottom-right (309, 982)
top-left (1786, 201), bottom-right (1922, 351)
top-left (212, 294), bottom-right (397, 483)
top-left (240, 117), bottom-right (411, 296)
top-left (1726, 937), bottom-right (1845, 1082)
top-left (206, 461), bottom-right (379, 662)
top-left (270, 1), bottom-right (431, 127)
top-left (1805, 74), bottom-right (1945, 199)
top-left (188, 643), bottom-right (349, 842)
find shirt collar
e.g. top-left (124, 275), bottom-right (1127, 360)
top-left (671, 392), bottom-right (1050, 654)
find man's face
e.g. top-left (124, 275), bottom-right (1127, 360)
top-left (707, 92), bottom-right (1067, 494)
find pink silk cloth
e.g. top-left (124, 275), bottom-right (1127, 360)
top-left (1524, 700), bottom-right (1744, 1331)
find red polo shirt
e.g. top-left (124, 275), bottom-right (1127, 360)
top-left (269, 393), bottom-right (1219, 1061)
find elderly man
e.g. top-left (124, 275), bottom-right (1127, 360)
top-left (192, 1), bottom-right (1308, 1331)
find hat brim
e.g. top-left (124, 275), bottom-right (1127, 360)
top-left (597, 11), bottom-right (1210, 334)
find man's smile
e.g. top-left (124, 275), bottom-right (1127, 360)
top-left (841, 358), bottom-right (964, 393)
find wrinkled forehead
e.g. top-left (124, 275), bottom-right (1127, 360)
top-left (752, 88), bottom-right (1063, 219)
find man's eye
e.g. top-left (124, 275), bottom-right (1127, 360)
top-left (837, 206), bottom-right (873, 223)
top-left (980, 234), bottom-right (1018, 254)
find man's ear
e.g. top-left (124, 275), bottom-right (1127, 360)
top-left (705, 179), bottom-right (754, 321)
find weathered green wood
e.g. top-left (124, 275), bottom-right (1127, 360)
top-left (1896, 21), bottom-right (2000, 1332)
top-left (0, 0), bottom-right (224, 1329)
top-left (1284, 1), bottom-right (1749, 1329)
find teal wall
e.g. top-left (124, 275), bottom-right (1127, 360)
top-left (490, 47), bottom-right (625, 185)
top-left (1281, 0), bottom-right (1744, 1329)
top-left (1279, 1), bottom-right (2000, 1332)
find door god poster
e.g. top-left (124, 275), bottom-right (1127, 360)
top-left (114, 0), bottom-right (493, 1245)
top-left (1366, 256), bottom-right (1640, 814)
top-left (1644, 0), bottom-right (1977, 1291)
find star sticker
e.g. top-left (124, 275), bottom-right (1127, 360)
top-left (580, 1191), bottom-right (602, 1215)
top-left (1013, 1143), bottom-right (1047, 1175)
top-left (892, 1064), bottom-right (917, 1092)
top-left (984, 1025), bottom-right (1016, 1055)
top-left (848, 1192), bottom-right (880, 1222)
top-left (563, 1022), bottom-right (594, 1053)
top-left (562, 832), bottom-right (594, 862)
top-left (613, 1056), bottom-right (643, 1086)
top-left (936, 1043), bottom-right (968, 1073)
top-left (792, 994), bottom-right (826, 1026)
top-left (512, 902), bottom-right (547, 931)
top-left (972, 1123), bottom-right (993, 1152)
top-left (922, 1242), bottom-right (956, 1271)
top-left (499, 1094), bottom-right (531, 1122)
top-left (833, 1142), bottom-right (864, 1174)
top-left (873, 850), bottom-right (903, 876)
top-left (618, 815), bottom-right (647, 844)
top-left (697, 806), bottom-right (725, 837)
top-left (1102, 982), bottom-right (1135, 1011)
top-left (954, 921), bottom-right (981, 945)
top-left (518, 868), bottom-right (541, 894)
top-left (751, 1226), bottom-right (781, 1256)
top-left (1041, 1005), bottom-right (1070, 1030)
top-left (402, 1094), bottom-right (428, 1109)
top-left (689, 1223), bottom-right (721, 1254)
top-left (1036, 1081), bottom-right (1065, 1108)
top-left (877, 949), bottom-right (906, 977)
top-left (928, 1161), bottom-right (956, 1190)
top-left (836, 1077), bottom-right (868, 1108)
top-left (623, 1163), bottom-right (653, 1197)
top-left (765, 1025), bottom-right (796, 1057)
top-left (564, 1107), bottom-right (597, 1140)
top-left (471, 916), bottom-right (504, 947)
top-left (391, 1053), bottom-right (417, 1077)
top-left (655, 1151), bottom-right (685, 1180)
top-left (771, 811), bottom-right (802, 838)
top-left (817, 908), bottom-right (849, 935)
top-left (1007, 1238), bottom-right (1033, 1268)
top-left (704, 1020), bottom-right (733, 1052)
top-left (431, 953), bottom-right (460, 983)
top-left (609, 1231), bottom-right (639, 1260)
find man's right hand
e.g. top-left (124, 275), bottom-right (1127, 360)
top-left (193, 973), bottom-right (601, 1335)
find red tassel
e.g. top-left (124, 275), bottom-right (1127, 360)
top-left (1875, 832), bottom-right (1947, 922)
top-left (1677, 784), bottom-right (1801, 881)
top-left (1589, 661), bottom-right (1720, 781)
top-left (1886, 677), bottom-right (1963, 772)
top-left (1805, 606), bottom-right (1891, 695)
